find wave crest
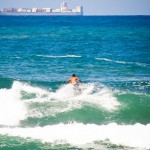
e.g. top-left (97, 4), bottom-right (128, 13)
top-left (36, 55), bottom-right (81, 58)
top-left (96, 57), bottom-right (149, 67)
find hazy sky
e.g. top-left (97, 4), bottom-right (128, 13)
top-left (0, 0), bottom-right (150, 15)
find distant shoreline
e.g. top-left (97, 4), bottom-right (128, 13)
top-left (0, 14), bottom-right (149, 17)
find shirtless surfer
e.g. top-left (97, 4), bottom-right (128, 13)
top-left (67, 74), bottom-right (81, 85)
top-left (67, 74), bottom-right (82, 91)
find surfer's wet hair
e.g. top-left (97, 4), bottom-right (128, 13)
top-left (72, 74), bottom-right (76, 77)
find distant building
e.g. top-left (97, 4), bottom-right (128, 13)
top-left (32, 8), bottom-right (37, 13)
top-left (60, 2), bottom-right (68, 12)
top-left (52, 9), bottom-right (61, 13)
top-left (26, 9), bottom-right (32, 13)
top-left (76, 6), bottom-right (83, 15)
top-left (0, 2), bottom-right (83, 16)
top-left (18, 8), bottom-right (23, 12)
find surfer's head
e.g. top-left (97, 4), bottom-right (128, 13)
top-left (72, 74), bottom-right (76, 77)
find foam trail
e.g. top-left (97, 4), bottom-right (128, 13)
top-left (96, 57), bottom-right (149, 67)
top-left (18, 82), bottom-right (120, 119)
top-left (0, 123), bottom-right (150, 149)
top-left (78, 83), bottom-right (120, 110)
top-left (32, 83), bottom-right (120, 111)
top-left (36, 55), bottom-right (81, 58)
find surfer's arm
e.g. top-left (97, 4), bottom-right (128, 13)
top-left (66, 78), bottom-right (71, 83)
top-left (77, 77), bottom-right (82, 83)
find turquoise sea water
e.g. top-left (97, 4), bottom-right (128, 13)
top-left (0, 16), bottom-right (150, 150)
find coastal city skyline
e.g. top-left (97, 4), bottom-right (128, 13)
top-left (0, 0), bottom-right (150, 15)
top-left (0, 2), bottom-right (83, 16)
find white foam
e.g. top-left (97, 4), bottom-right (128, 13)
top-left (36, 55), bottom-right (81, 58)
top-left (25, 82), bottom-right (120, 118)
top-left (53, 83), bottom-right (120, 111)
top-left (12, 81), bottom-right (49, 97)
top-left (96, 58), bottom-right (113, 62)
top-left (0, 81), bottom-right (120, 123)
top-left (0, 81), bottom-right (51, 126)
top-left (1, 35), bottom-right (30, 39)
top-left (0, 82), bottom-right (27, 126)
top-left (25, 82), bottom-right (120, 113)
top-left (96, 57), bottom-right (149, 67)
top-left (0, 123), bottom-right (150, 149)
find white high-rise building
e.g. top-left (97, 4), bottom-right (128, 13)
top-left (76, 6), bottom-right (83, 14)
top-left (60, 2), bottom-right (68, 12)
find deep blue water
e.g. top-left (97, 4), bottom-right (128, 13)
top-left (0, 16), bottom-right (150, 150)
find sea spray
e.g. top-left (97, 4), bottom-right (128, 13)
top-left (0, 82), bottom-right (27, 126)
top-left (23, 82), bottom-right (120, 111)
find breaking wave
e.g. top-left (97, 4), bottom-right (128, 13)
top-left (0, 123), bottom-right (150, 149)
top-left (0, 81), bottom-right (120, 126)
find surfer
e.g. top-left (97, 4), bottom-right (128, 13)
top-left (67, 74), bottom-right (81, 85)
top-left (67, 74), bottom-right (82, 91)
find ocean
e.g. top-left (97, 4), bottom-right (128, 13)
top-left (0, 16), bottom-right (150, 150)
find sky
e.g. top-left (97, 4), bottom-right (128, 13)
top-left (0, 0), bottom-right (150, 15)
